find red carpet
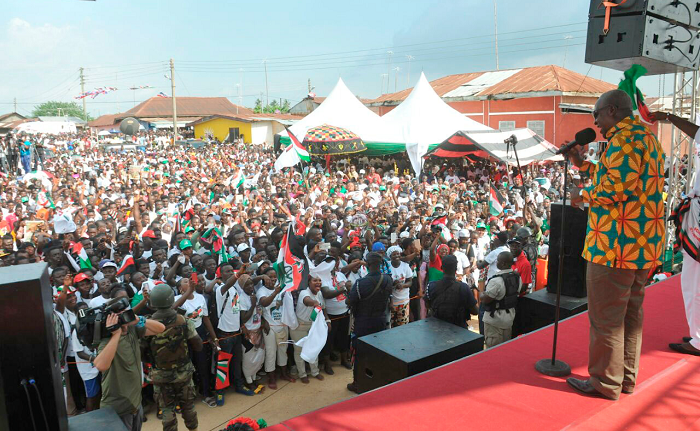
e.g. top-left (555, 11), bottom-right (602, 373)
top-left (269, 275), bottom-right (700, 431)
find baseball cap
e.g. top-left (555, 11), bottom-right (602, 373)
top-left (74, 273), bottom-right (91, 283)
top-left (142, 230), bottom-right (156, 239)
top-left (237, 243), bottom-right (250, 253)
top-left (507, 238), bottom-right (522, 245)
top-left (179, 239), bottom-right (193, 250)
top-left (458, 229), bottom-right (470, 238)
top-left (371, 241), bottom-right (386, 252)
top-left (101, 261), bottom-right (118, 269)
top-left (496, 231), bottom-right (509, 244)
top-left (184, 226), bottom-right (195, 233)
top-left (476, 222), bottom-right (487, 229)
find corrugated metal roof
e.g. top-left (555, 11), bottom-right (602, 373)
top-left (369, 65), bottom-right (616, 105)
top-left (117, 97), bottom-right (253, 119)
top-left (443, 69), bottom-right (522, 98)
top-left (38, 116), bottom-right (87, 124)
top-left (88, 113), bottom-right (120, 127)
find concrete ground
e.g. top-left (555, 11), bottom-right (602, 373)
top-left (142, 317), bottom-right (481, 431)
top-left (142, 366), bottom-right (355, 431)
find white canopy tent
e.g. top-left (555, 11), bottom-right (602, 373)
top-left (365, 72), bottom-right (492, 174)
top-left (15, 121), bottom-right (77, 135)
top-left (277, 77), bottom-right (381, 144)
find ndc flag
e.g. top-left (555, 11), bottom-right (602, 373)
top-left (489, 186), bottom-right (505, 216)
top-left (273, 222), bottom-right (308, 292)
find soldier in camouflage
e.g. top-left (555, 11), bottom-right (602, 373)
top-left (147, 284), bottom-right (203, 431)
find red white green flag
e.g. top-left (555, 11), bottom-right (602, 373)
top-left (489, 186), bottom-right (505, 216)
top-left (72, 242), bottom-right (92, 269)
top-left (618, 64), bottom-right (653, 124)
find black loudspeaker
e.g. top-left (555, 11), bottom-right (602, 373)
top-left (585, 0), bottom-right (700, 74)
top-left (547, 203), bottom-right (588, 298)
top-left (0, 263), bottom-right (67, 431)
top-left (68, 405), bottom-right (126, 430)
top-left (355, 317), bottom-right (484, 394)
top-left (518, 289), bottom-right (589, 335)
top-left (119, 117), bottom-right (140, 136)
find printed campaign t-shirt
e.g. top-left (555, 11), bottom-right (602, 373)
top-left (215, 283), bottom-right (240, 332)
top-left (324, 272), bottom-right (349, 316)
top-left (256, 286), bottom-right (285, 333)
top-left (239, 288), bottom-right (263, 331)
top-left (175, 292), bottom-right (208, 329)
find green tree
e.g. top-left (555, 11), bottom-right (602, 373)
top-left (32, 101), bottom-right (93, 121)
top-left (254, 98), bottom-right (263, 114)
top-left (281, 99), bottom-right (291, 113)
top-left (267, 100), bottom-right (280, 113)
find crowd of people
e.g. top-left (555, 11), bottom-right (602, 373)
top-left (0, 127), bottom-right (601, 430)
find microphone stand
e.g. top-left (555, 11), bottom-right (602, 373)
top-left (535, 153), bottom-right (572, 377)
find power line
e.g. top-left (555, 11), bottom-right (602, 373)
top-left (179, 21), bottom-right (587, 64)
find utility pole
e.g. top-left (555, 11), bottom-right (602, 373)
top-left (13, 97), bottom-right (17, 112)
top-left (80, 67), bottom-right (86, 120)
top-left (406, 55), bottom-right (414, 88)
top-left (394, 67), bottom-right (400, 92)
top-left (239, 68), bottom-right (244, 110)
top-left (308, 78), bottom-right (312, 93)
top-left (493, 0), bottom-right (499, 70)
top-left (387, 51), bottom-right (393, 93)
top-left (170, 58), bottom-right (177, 143)
top-left (263, 60), bottom-right (269, 109)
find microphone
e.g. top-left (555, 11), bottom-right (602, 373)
top-left (555, 128), bottom-right (596, 155)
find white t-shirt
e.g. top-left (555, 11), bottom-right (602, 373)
top-left (71, 328), bottom-right (99, 381)
top-left (256, 286), bottom-right (285, 333)
top-left (453, 250), bottom-right (470, 276)
top-left (89, 295), bottom-right (109, 309)
top-left (175, 292), bottom-right (208, 329)
top-left (239, 289), bottom-right (263, 330)
top-left (324, 272), bottom-right (349, 316)
top-left (389, 261), bottom-right (413, 305)
top-left (485, 245), bottom-right (510, 280)
top-left (296, 289), bottom-right (325, 323)
top-left (215, 283), bottom-right (241, 332)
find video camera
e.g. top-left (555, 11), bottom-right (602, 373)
top-left (76, 297), bottom-right (137, 348)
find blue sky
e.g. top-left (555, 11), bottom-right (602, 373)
top-left (0, 0), bottom-right (674, 117)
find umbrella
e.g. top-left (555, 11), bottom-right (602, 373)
top-left (302, 124), bottom-right (366, 156)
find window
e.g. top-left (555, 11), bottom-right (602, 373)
top-left (499, 121), bottom-right (515, 132)
top-left (527, 120), bottom-right (545, 138)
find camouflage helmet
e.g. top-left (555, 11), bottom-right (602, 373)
top-left (515, 226), bottom-right (532, 241)
top-left (150, 284), bottom-right (174, 309)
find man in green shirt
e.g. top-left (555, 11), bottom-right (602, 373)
top-left (94, 289), bottom-right (165, 431)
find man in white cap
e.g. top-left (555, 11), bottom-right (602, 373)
top-left (237, 243), bottom-right (251, 264)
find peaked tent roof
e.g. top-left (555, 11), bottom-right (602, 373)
top-left (427, 129), bottom-right (563, 165)
top-left (278, 78), bottom-right (381, 144)
top-left (365, 72), bottom-right (492, 173)
top-left (117, 97), bottom-right (253, 120)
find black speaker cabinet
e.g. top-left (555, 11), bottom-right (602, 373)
top-left (547, 203), bottom-right (588, 298)
top-left (0, 263), bottom-right (67, 431)
top-left (585, 0), bottom-right (700, 74)
top-left (518, 289), bottom-right (589, 334)
top-left (355, 317), bottom-right (484, 394)
top-left (68, 405), bottom-right (126, 431)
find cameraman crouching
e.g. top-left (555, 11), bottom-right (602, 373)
top-left (94, 288), bottom-right (165, 431)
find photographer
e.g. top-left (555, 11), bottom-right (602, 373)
top-left (93, 288), bottom-right (165, 431)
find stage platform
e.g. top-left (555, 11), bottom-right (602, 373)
top-left (268, 275), bottom-right (700, 431)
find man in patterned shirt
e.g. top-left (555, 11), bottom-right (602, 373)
top-left (565, 89), bottom-right (665, 400)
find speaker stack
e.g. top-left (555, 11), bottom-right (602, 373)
top-left (585, 0), bottom-right (700, 74)
top-left (0, 263), bottom-right (68, 431)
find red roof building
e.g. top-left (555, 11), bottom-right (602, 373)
top-left (116, 96), bottom-right (253, 123)
top-left (368, 65), bottom-right (627, 146)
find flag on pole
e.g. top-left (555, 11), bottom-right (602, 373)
top-left (201, 227), bottom-right (229, 264)
top-left (72, 242), bottom-right (92, 270)
top-left (489, 186), bottom-right (505, 216)
top-left (156, 92), bottom-right (168, 98)
top-left (274, 129), bottom-right (310, 171)
top-left (273, 223), bottom-right (308, 292)
top-left (618, 64), bottom-right (653, 124)
top-left (116, 254), bottom-right (135, 277)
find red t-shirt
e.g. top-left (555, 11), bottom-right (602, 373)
top-left (512, 252), bottom-right (532, 288)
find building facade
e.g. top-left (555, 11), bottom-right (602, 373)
top-left (367, 65), bottom-right (648, 146)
